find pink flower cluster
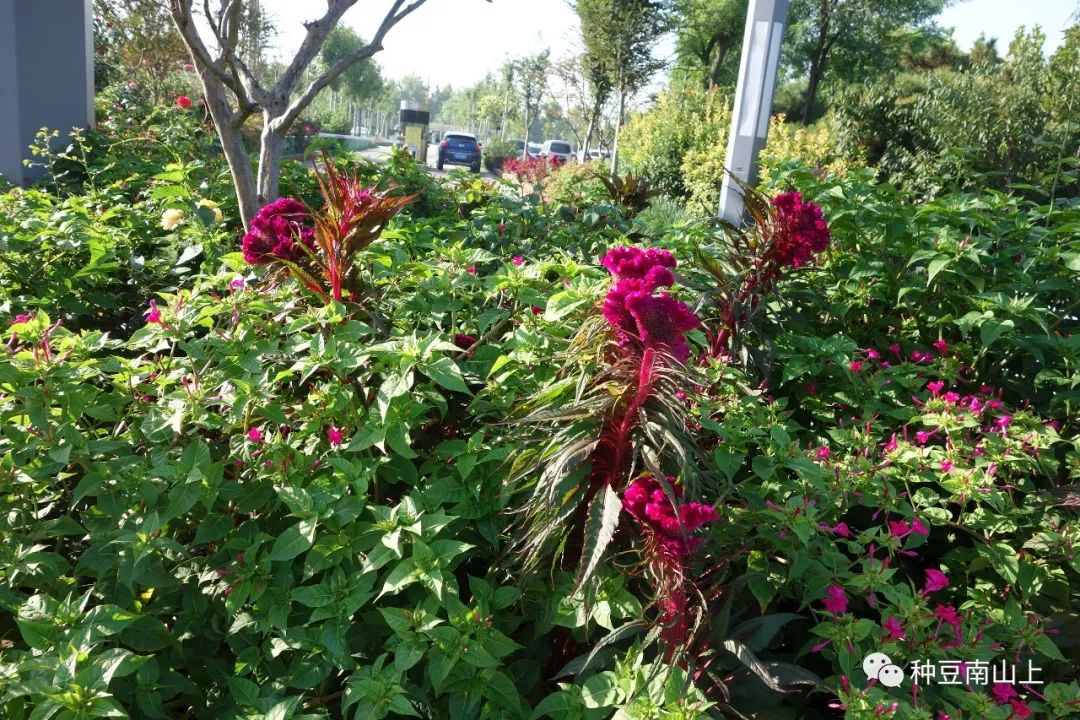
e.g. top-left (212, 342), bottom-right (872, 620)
top-left (623, 475), bottom-right (718, 558)
top-left (600, 246), bottom-right (700, 362)
top-left (770, 191), bottom-right (831, 268)
top-left (241, 198), bottom-right (316, 265)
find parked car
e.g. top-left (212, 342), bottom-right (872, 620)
top-left (577, 147), bottom-right (608, 162)
top-left (527, 142), bottom-right (542, 158)
top-left (437, 132), bottom-right (482, 172)
top-left (512, 139), bottom-right (526, 155)
top-left (541, 140), bottom-right (574, 163)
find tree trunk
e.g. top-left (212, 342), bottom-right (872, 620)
top-left (801, 53), bottom-right (824, 124)
top-left (610, 88), bottom-right (626, 175)
top-left (708, 40), bottom-right (733, 89)
top-left (257, 121), bottom-right (284, 207)
top-left (203, 82), bottom-right (259, 227)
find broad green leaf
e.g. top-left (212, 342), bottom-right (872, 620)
top-left (270, 519), bottom-right (317, 561)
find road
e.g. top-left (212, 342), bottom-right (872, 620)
top-left (356, 143), bottom-right (496, 180)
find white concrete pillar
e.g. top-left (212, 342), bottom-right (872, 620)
top-left (0, 0), bottom-right (95, 185)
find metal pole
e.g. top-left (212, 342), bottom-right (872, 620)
top-left (717, 0), bottom-right (789, 225)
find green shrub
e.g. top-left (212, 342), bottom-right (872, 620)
top-left (483, 137), bottom-right (519, 174)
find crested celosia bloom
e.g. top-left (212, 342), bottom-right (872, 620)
top-left (241, 198), bottom-right (316, 265)
top-left (623, 475), bottom-right (717, 559)
top-left (770, 191), bottom-right (831, 268)
top-left (600, 246), bottom-right (699, 362)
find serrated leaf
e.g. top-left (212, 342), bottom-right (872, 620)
top-left (573, 484), bottom-right (621, 597)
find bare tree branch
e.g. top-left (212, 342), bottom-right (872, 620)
top-left (276, 0), bottom-right (430, 130)
top-left (168, 0), bottom-right (246, 115)
top-left (273, 0), bottom-right (364, 101)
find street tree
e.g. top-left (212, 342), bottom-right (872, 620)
top-left (672, 0), bottom-right (746, 89)
top-left (167, 0), bottom-right (447, 227)
top-left (576, 0), bottom-right (669, 173)
top-left (786, 0), bottom-right (950, 123)
top-left (515, 51), bottom-right (551, 157)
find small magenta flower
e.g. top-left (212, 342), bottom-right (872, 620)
top-left (498, 223), bottom-right (506, 233)
top-left (992, 683), bottom-right (1018, 705)
top-left (849, 360), bottom-right (864, 373)
top-left (926, 380), bottom-right (945, 396)
top-left (145, 300), bottom-right (164, 326)
top-left (932, 339), bottom-right (949, 355)
top-left (889, 520), bottom-right (912, 539)
top-left (866, 348), bottom-right (881, 360)
top-left (889, 343), bottom-right (901, 355)
top-left (822, 585), bottom-right (848, 615)
top-left (911, 517), bottom-right (930, 536)
top-left (940, 460), bottom-right (954, 473)
top-left (466, 265), bottom-right (477, 275)
top-left (228, 277), bottom-right (246, 291)
top-left (923, 568), bottom-right (949, 593)
top-left (883, 433), bottom-right (898, 453)
top-left (993, 415), bottom-right (1012, 432)
top-left (942, 391), bottom-right (960, 405)
top-left (822, 522), bottom-right (852, 538)
top-left (247, 426), bottom-right (264, 443)
top-left (328, 426), bottom-right (344, 447)
top-left (176, 95), bottom-right (193, 109)
top-left (934, 603), bottom-right (962, 627)
top-left (915, 430), bottom-right (933, 446)
top-left (1009, 699), bottom-right (1032, 719)
top-left (882, 616), bottom-right (905, 640)
top-left (11, 314), bottom-right (31, 324)
top-left (816, 446), bottom-right (831, 462)
top-left (511, 255), bottom-right (524, 266)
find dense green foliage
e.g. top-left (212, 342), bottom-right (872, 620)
top-left (1, 77), bottom-right (1079, 720)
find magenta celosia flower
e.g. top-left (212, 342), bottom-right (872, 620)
top-left (145, 300), bottom-right (164, 326)
top-left (924, 568), bottom-right (949, 593)
top-left (770, 191), bottom-right (831, 268)
top-left (882, 616), bottom-right (905, 640)
top-left (623, 291), bottom-right (699, 362)
top-left (453, 333), bottom-right (477, 350)
top-left (601, 246), bottom-right (676, 280)
top-left (822, 585), bottom-right (848, 615)
top-left (511, 255), bottom-right (524, 266)
top-left (247, 426), bottom-right (264, 443)
top-left (992, 683), bottom-right (1018, 705)
top-left (623, 475), bottom-right (717, 558)
top-left (933, 339), bottom-right (949, 355)
top-left (241, 198), bottom-right (315, 265)
top-left (849, 360), bottom-right (864, 373)
top-left (328, 426), bottom-right (344, 447)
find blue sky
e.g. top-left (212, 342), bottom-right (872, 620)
top-left (263, 0), bottom-right (1077, 89)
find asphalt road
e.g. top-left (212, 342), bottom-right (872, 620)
top-left (356, 144), bottom-right (496, 179)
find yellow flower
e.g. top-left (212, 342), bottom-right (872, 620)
top-left (161, 208), bottom-right (185, 231)
top-left (196, 199), bottom-right (223, 223)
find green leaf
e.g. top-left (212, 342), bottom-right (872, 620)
top-left (573, 484), bottom-right (621, 596)
top-left (927, 255), bottom-right (951, 284)
top-left (422, 356), bottom-right (471, 394)
top-left (270, 519), bottom-right (317, 561)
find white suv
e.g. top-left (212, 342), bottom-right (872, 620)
top-left (541, 140), bottom-right (574, 163)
